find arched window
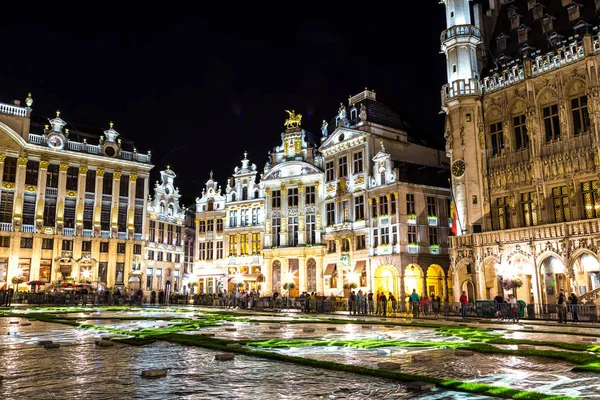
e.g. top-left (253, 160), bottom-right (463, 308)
top-left (159, 202), bottom-right (165, 215)
top-left (307, 259), bottom-right (316, 292)
top-left (242, 186), bottom-right (248, 201)
top-left (272, 260), bottom-right (281, 292)
top-left (207, 199), bottom-right (214, 211)
top-left (168, 203), bottom-right (174, 216)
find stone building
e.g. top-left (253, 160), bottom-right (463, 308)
top-left (0, 94), bottom-right (152, 290)
top-left (193, 91), bottom-right (451, 299)
top-left (143, 168), bottom-right (185, 294)
top-left (224, 152), bottom-right (266, 292)
top-left (182, 206), bottom-right (196, 293)
top-left (442, 0), bottom-right (600, 303)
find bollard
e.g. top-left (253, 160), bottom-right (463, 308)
top-left (326, 327), bottom-right (337, 331)
top-left (302, 328), bottom-right (315, 333)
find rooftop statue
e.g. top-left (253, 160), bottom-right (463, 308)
top-left (284, 110), bottom-right (302, 129)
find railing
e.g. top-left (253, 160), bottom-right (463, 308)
top-left (118, 232), bottom-right (127, 239)
top-left (134, 233), bottom-right (143, 241)
top-left (100, 230), bottom-right (110, 239)
top-left (0, 222), bottom-right (13, 232)
top-left (0, 102), bottom-right (28, 117)
top-left (22, 224), bottom-right (34, 233)
top-left (487, 148), bottom-right (530, 168)
top-left (83, 229), bottom-right (93, 237)
top-left (481, 64), bottom-right (525, 93)
top-left (86, 144), bottom-right (100, 154)
top-left (45, 187), bottom-right (58, 196)
top-left (102, 194), bottom-right (112, 202)
top-left (28, 133), bottom-right (45, 144)
top-left (531, 41), bottom-right (584, 76)
top-left (67, 141), bottom-right (84, 151)
top-left (450, 218), bottom-right (600, 248)
top-left (441, 78), bottom-right (480, 103)
top-left (580, 287), bottom-right (600, 304)
top-left (540, 132), bottom-right (592, 157)
top-left (63, 228), bottom-right (75, 236)
top-left (440, 24), bottom-right (481, 42)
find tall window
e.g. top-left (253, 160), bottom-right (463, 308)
top-left (391, 194), bottom-right (397, 214)
top-left (25, 160), bottom-right (39, 185)
top-left (228, 235), bottom-right (237, 256)
top-left (240, 234), bottom-right (249, 255)
top-left (217, 218), bottom-right (223, 231)
top-left (521, 191), bottom-right (538, 227)
top-left (115, 263), bottom-right (124, 284)
top-left (305, 186), bottom-right (315, 205)
top-left (207, 242), bottom-right (214, 260)
top-left (103, 173), bottom-right (113, 194)
top-left (271, 190), bottom-right (281, 208)
top-left (406, 193), bottom-right (415, 214)
top-left (287, 216), bottom-right (298, 246)
top-left (167, 224), bottom-right (173, 244)
top-left (572, 96), bottom-right (590, 136)
top-left (216, 241), bottom-right (224, 259)
top-left (379, 195), bottom-right (388, 215)
top-left (242, 186), bottom-right (248, 200)
top-left (582, 181), bottom-right (600, 219)
top-left (251, 233), bottom-right (261, 254)
top-left (325, 161), bottom-right (334, 181)
top-left (326, 203), bottom-right (335, 226)
top-left (2, 157), bottom-right (16, 183)
top-left (46, 164), bottom-right (59, 188)
top-left (98, 262), bottom-right (108, 284)
top-left (354, 195), bottom-right (364, 220)
top-left (65, 167), bottom-right (78, 191)
top-left (241, 209), bottom-right (248, 226)
top-left (496, 196), bottom-right (511, 230)
top-left (305, 214), bottom-right (315, 244)
top-left (272, 217), bottom-right (281, 247)
top-left (407, 226), bottom-right (417, 244)
top-left (553, 186), bottom-right (571, 223)
top-left (353, 151), bottom-right (364, 173)
top-left (429, 227), bottom-right (439, 245)
top-left (42, 195), bottom-right (55, 226)
top-left (229, 210), bottom-right (237, 227)
top-left (288, 187), bottom-right (298, 207)
top-left (543, 104), bottom-right (561, 142)
top-left (199, 220), bottom-right (206, 233)
top-left (489, 121), bottom-right (504, 156)
top-left (338, 156), bottom-right (348, 177)
top-left (513, 114), bottom-right (529, 150)
top-left (158, 222), bottom-right (165, 243)
top-left (85, 170), bottom-right (96, 192)
top-left (119, 175), bottom-right (129, 197)
top-left (380, 227), bottom-right (389, 245)
top-left (199, 243), bottom-right (206, 260)
top-left (371, 198), bottom-right (378, 218)
top-left (149, 220), bottom-right (156, 241)
top-left (22, 193), bottom-right (36, 225)
top-left (427, 196), bottom-right (437, 216)
top-left (252, 208), bottom-right (259, 225)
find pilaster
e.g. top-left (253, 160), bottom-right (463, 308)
top-left (94, 169), bottom-right (105, 237)
top-left (35, 161), bottom-right (48, 232)
top-left (12, 156), bottom-right (28, 232)
top-left (128, 173), bottom-right (137, 239)
top-left (56, 163), bottom-right (69, 234)
top-left (75, 166), bottom-right (87, 236)
top-left (111, 171), bottom-right (122, 238)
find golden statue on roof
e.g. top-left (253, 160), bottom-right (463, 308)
top-left (284, 110), bottom-right (302, 129)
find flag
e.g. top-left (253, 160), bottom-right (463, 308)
top-left (450, 199), bottom-right (457, 236)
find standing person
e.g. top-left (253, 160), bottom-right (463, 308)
top-left (507, 294), bottom-right (518, 322)
top-left (459, 291), bottom-right (469, 318)
top-left (367, 291), bottom-right (374, 314)
top-left (410, 289), bottom-right (420, 318)
top-left (150, 291), bottom-right (156, 306)
top-left (356, 291), bottom-right (363, 315)
top-left (569, 293), bottom-right (579, 323)
top-left (375, 292), bottom-right (380, 315)
top-left (557, 289), bottom-right (567, 324)
top-left (5, 286), bottom-right (14, 306)
top-left (158, 290), bottom-right (164, 306)
top-left (380, 292), bottom-right (387, 316)
top-left (432, 295), bottom-right (440, 318)
top-left (389, 292), bottom-right (397, 317)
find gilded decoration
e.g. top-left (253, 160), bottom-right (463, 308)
top-left (1, 182), bottom-right (15, 190)
top-left (65, 190), bottom-right (77, 198)
top-left (284, 110), bottom-right (302, 129)
top-left (79, 166), bottom-right (88, 175)
top-left (0, 154), bottom-right (6, 162)
top-left (25, 185), bottom-right (37, 193)
top-left (96, 169), bottom-right (105, 177)
top-left (114, 171), bottom-right (122, 179)
top-left (353, 176), bottom-right (365, 185)
top-left (59, 164), bottom-right (69, 172)
top-left (39, 160), bottom-right (49, 169)
top-left (294, 139), bottom-right (302, 153)
top-left (129, 173), bottom-right (138, 182)
top-left (326, 184), bottom-right (336, 193)
top-left (17, 157), bottom-right (28, 166)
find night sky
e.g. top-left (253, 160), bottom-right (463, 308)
top-left (0, 3), bottom-right (446, 205)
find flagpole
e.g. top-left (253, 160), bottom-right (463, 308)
top-left (448, 178), bottom-right (465, 235)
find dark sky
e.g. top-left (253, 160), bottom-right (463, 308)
top-left (0, 3), bottom-right (447, 206)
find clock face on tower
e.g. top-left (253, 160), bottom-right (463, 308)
top-left (48, 135), bottom-right (64, 149)
top-left (452, 159), bottom-right (466, 178)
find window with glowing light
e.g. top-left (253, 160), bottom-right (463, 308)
top-left (552, 186), bottom-right (571, 223)
top-left (571, 96), bottom-right (590, 136)
top-left (521, 192), bottom-right (538, 227)
top-left (39, 259), bottom-right (51, 282)
top-left (496, 196), bottom-right (511, 230)
top-left (581, 181), bottom-right (600, 219)
top-left (228, 235), bottom-right (237, 256)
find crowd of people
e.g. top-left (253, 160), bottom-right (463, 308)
top-left (346, 289), bottom-right (445, 317)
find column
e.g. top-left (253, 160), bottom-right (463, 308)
top-left (75, 166), bottom-right (87, 236)
top-left (264, 188), bottom-right (272, 247)
top-left (421, 267), bottom-right (428, 299)
top-left (36, 161), bottom-right (48, 231)
top-left (91, 240), bottom-right (101, 283)
top-left (0, 154), bottom-right (5, 194)
top-left (298, 256), bottom-right (306, 292)
top-left (124, 241), bottom-right (133, 286)
top-left (444, 271), bottom-right (450, 301)
top-left (399, 270), bottom-right (406, 312)
top-left (316, 256), bottom-right (324, 295)
top-left (12, 157), bottom-right (28, 231)
top-left (314, 182), bottom-right (322, 244)
top-left (111, 171), bottom-right (122, 238)
top-left (453, 270), bottom-right (461, 303)
top-left (56, 163), bottom-right (68, 233)
top-left (264, 257), bottom-right (273, 295)
top-left (107, 240), bottom-right (117, 287)
top-left (297, 184), bottom-right (305, 245)
top-left (94, 169), bottom-right (105, 237)
top-left (281, 258), bottom-right (289, 294)
top-left (386, 193), bottom-right (392, 243)
top-left (128, 173), bottom-right (138, 239)
top-left (280, 186), bottom-right (288, 246)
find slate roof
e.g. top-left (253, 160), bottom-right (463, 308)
top-left (393, 160), bottom-right (450, 188)
top-left (485, 0), bottom-right (600, 71)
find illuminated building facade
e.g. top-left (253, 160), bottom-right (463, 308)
top-left (0, 94), bottom-right (152, 290)
top-left (442, 0), bottom-right (600, 303)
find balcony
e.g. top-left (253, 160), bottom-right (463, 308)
top-left (22, 224), bottom-right (35, 233)
top-left (440, 24), bottom-right (481, 42)
top-left (83, 229), bottom-right (93, 238)
top-left (427, 216), bottom-right (439, 226)
top-left (118, 232), bottom-right (127, 239)
top-left (100, 230), bottom-right (110, 239)
top-left (407, 244), bottom-right (419, 254)
top-left (134, 233), bottom-right (143, 241)
top-left (46, 187), bottom-right (58, 196)
top-left (0, 222), bottom-right (13, 232)
top-left (63, 228), bottom-right (75, 237)
top-left (441, 78), bottom-right (480, 103)
top-left (450, 218), bottom-right (600, 249)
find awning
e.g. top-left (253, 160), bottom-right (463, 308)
top-left (128, 276), bottom-right (140, 283)
top-left (323, 263), bottom-right (336, 277)
top-left (354, 261), bottom-right (366, 273)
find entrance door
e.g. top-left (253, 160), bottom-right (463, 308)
top-left (374, 265), bottom-right (398, 300)
top-left (463, 281), bottom-right (475, 302)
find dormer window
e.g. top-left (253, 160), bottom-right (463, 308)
top-left (510, 14), bottom-right (521, 30)
top-left (518, 25), bottom-right (531, 44)
top-left (532, 4), bottom-right (544, 20)
top-left (568, 3), bottom-right (581, 21)
top-left (496, 33), bottom-right (508, 52)
top-left (542, 15), bottom-right (554, 33)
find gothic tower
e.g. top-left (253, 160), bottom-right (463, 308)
top-left (440, 0), bottom-right (486, 234)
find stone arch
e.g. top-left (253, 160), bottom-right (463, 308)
top-left (565, 78), bottom-right (587, 98)
top-left (403, 263), bottom-right (424, 297)
top-left (539, 253), bottom-right (568, 304)
top-left (306, 258), bottom-right (317, 293)
top-left (508, 98), bottom-right (527, 116)
top-left (570, 249), bottom-right (600, 295)
top-left (374, 264), bottom-right (399, 302)
top-left (461, 279), bottom-right (476, 302)
top-left (425, 264), bottom-right (445, 299)
top-left (481, 256), bottom-right (500, 300)
top-left (536, 87), bottom-right (559, 107)
top-left (485, 106), bottom-right (504, 123)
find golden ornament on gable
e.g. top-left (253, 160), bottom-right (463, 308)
top-left (284, 110), bottom-right (302, 129)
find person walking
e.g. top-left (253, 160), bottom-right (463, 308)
top-left (459, 291), bottom-right (469, 318)
top-left (380, 292), bottom-right (387, 316)
top-left (5, 286), bottom-right (14, 306)
top-left (389, 292), bottom-right (397, 317)
top-left (507, 294), bottom-right (518, 322)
